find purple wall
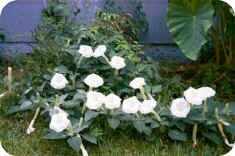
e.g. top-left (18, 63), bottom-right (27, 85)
top-left (0, 0), bottom-right (44, 43)
top-left (143, 0), bottom-right (174, 43)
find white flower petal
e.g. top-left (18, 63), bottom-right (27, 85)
top-left (93, 45), bottom-right (106, 58)
top-left (49, 106), bottom-right (67, 116)
top-left (139, 99), bottom-right (157, 114)
top-left (184, 87), bottom-right (203, 105)
top-left (83, 73), bottom-right (104, 88)
top-left (0, 0), bottom-right (15, 16)
top-left (0, 142), bottom-right (13, 156)
top-left (104, 93), bottom-right (121, 109)
top-left (122, 96), bottom-right (141, 114)
top-left (109, 56), bottom-right (126, 70)
top-left (50, 73), bottom-right (68, 90)
top-left (129, 77), bottom-right (146, 89)
top-left (49, 108), bottom-right (70, 133)
top-left (197, 86), bottom-right (216, 100)
top-left (0, 93), bottom-right (5, 99)
top-left (220, 0), bottom-right (235, 14)
top-left (222, 144), bottom-right (235, 156)
top-left (225, 139), bottom-right (235, 148)
top-left (78, 45), bottom-right (93, 58)
top-left (170, 98), bottom-right (190, 118)
top-left (26, 123), bottom-right (36, 135)
top-left (85, 91), bottom-right (105, 110)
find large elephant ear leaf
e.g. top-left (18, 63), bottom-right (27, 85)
top-left (167, 0), bottom-right (214, 60)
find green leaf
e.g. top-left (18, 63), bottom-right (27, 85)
top-left (107, 118), bottom-right (120, 130)
top-left (168, 129), bottom-right (187, 142)
top-left (226, 124), bottom-right (235, 135)
top-left (159, 107), bottom-right (171, 117)
top-left (152, 85), bottom-right (162, 94)
top-left (228, 102), bottom-right (235, 115)
top-left (63, 100), bottom-right (80, 109)
top-left (7, 100), bottom-right (34, 114)
top-left (202, 131), bottom-right (222, 144)
top-left (167, 0), bottom-right (214, 60)
top-left (134, 120), bottom-right (145, 133)
top-left (73, 90), bottom-right (87, 100)
top-left (133, 120), bottom-right (152, 136)
top-left (67, 136), bottom-right (82, 152)
top-left (81, 134), bottom-right (97, 144)
top-left (175, 122), bottom-right (186, 131)
top-left (54, 65), bottom-right (69, 74)
top-left (71, 119), bottom-right (90, 133)
top-left (43, 131), bottom-right (68, 140)
top-left (84, 111), bottom-right (99, 122)
top-left (188, 108), bottom-right (206, 123)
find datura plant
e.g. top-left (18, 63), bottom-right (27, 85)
top-left (7, 45), bottom-right (235, 155)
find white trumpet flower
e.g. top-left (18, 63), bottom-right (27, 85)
top-left (129, 77), bottom-right (146, 89)
top-left (85, 91), bottom-right (105, 110)
top-left (139, 99), bottom-right (157, 114)
top-left (0, 93), bottom-right (5, 99)
top-left (93, 45), bottom-right (107, 58)
top-left (0, 142), bottom-right (13, 156)
top-left (109, 56), bottom-right (126, 70)
top-left (170, 98), bottom-right (191, 118)
top-left (50, 73), bottom-right (68, 90)
top-left (104, 93), bottom-right (121, 109)
top-left (49, 107), bottom-right (70, 133)
top-left (78, 45), bottom-right (94, 58)
top-left (78, 45), bottom-right (107, 58)
top-left (122, 96), bottom-right (141, 114)
top-left (220, 0), bottom-right (235, 15)
top-left (197, 87), bottom-right (216, 100)
top-left (83, 73), bottom-right (104, 88)
top-left (0, 0), bottom-right (15, 16)
top-left (222, 144), bottom-right (235, 156)
top-left (184, 87), bottom-right (203, 105)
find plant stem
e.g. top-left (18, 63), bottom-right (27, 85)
top-left (140, 88), bottom-right (147, 100)
top-left (202, 100), bottom-right (208, 117)
top-left (80, 142), bottom-right (89, 156)
top-left (192, 124), bottom-right (198, 148)
top-left (8, 67), bottom-right (12, 93)
top-left (79, 117), bottom-right (84, 128)
top-left (114, 70), bottom-right (119, 76)
top-left (110, 109), bottom-right (115, 116)
top-left (78, 56), bottom-right (83, 67)
top-left (27, 107), bottom-right (40, 134)
top-left (81, 103), bottom-right (86, 115)
top-left (152, 111), bottom-right (161, 122)
top-left (103, 55), bottom-right (110, 64)
top-left (89, 87), bottom-right (92, 92)
top-left (215, 107), bottom-right (233, 147)
top-left (72, 77), bottom-right (76, 89)
top-left (135, 113), bottom-right (140, 119)
top-left (217, 122), bottom-right (228, 142)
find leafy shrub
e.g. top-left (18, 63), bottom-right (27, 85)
top-left (7, 43), bottom-right (235, 155)
top-left (27, 0), bottom-right (148, 73)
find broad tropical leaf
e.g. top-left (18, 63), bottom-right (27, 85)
top-left (167, 0), bottom-right (214, 60)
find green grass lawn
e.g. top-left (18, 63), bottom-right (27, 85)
top-left (0, 112), bottom-right (228, 156)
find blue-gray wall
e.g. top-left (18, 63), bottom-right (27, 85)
top-left (0, 0), bottom-right (187, 61)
